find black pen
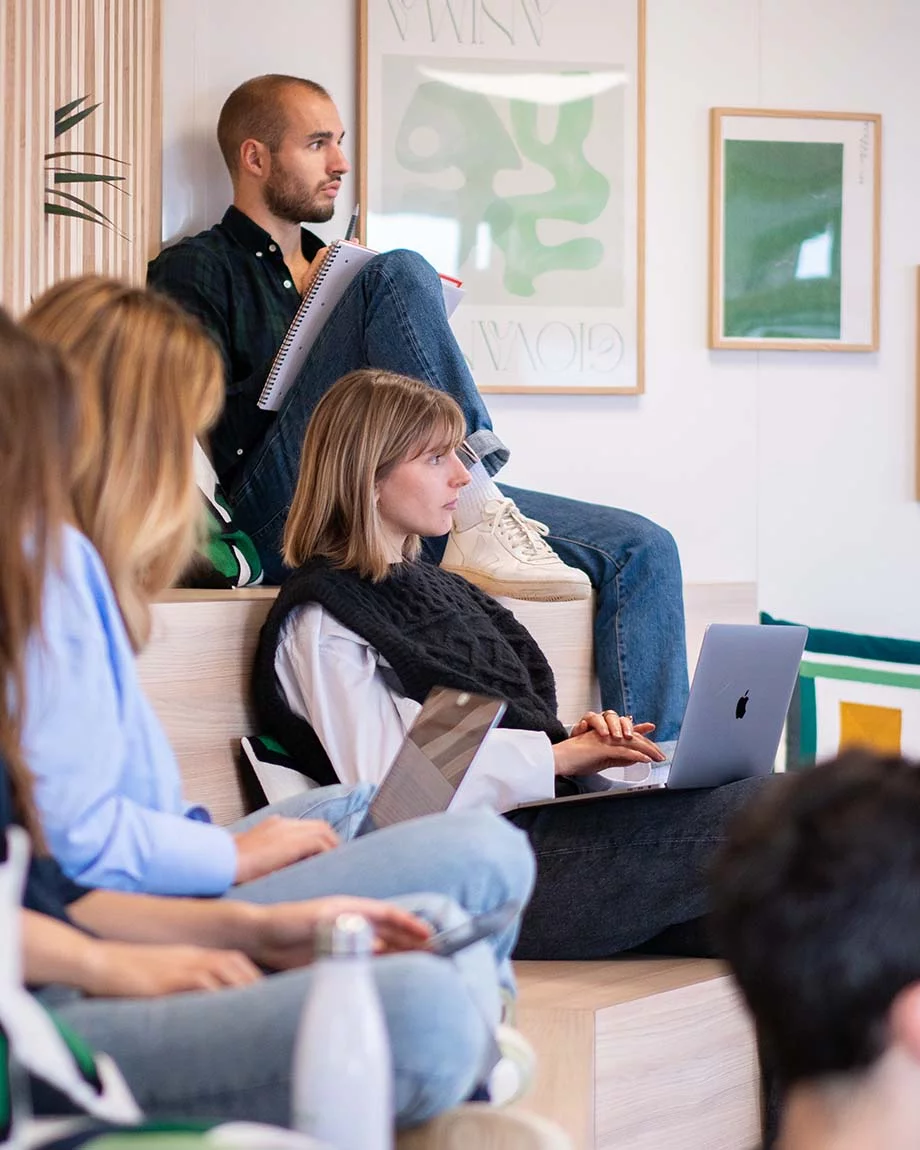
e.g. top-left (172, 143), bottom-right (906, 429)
top-left (344, 203), bottom-right (360, 242)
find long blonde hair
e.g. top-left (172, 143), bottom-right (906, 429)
top-left (23, 277), bottom-right (224, 649)
top-left (284, 369), bottom-right (465, 580)
top-left (0, 309), bottom-right (77, 849)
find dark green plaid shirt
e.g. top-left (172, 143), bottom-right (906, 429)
top-left (147, 206), bottom-right (324, 483)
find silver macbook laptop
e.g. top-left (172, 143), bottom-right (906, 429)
top-left (513, 622), bottom-right (808, 809)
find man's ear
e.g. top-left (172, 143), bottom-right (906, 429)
top-left (888, 984), bottom-right (920, 1063)
top-left (238, 138), bottom-right (270, 179)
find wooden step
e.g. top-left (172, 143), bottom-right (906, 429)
top-left (512, 958), bottom-right (760, 1149)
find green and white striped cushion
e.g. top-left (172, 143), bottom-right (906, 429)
top-left (762, 613), bottom-right (920, 769)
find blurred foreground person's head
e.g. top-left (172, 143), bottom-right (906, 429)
top-left (712, 749), bottom-right (920, 1150)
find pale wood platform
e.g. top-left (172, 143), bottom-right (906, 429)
top-left (137, 583), bottom-right (763, 1150)
top-left (514, 959), bottom-right (760, 1149)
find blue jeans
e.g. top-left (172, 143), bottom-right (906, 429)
top-left (226, 787), bottom-right (530, 993)
top-left (229, 248), bottom-right (689, 740)
top-left (39, 892), bottom-right (501, 1128)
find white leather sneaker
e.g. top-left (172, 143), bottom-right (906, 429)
top-left (441, 498), bottom-right (591, 602)
top-left (489, 1024), bottom-right (537, 1107)
top-left (396, 1104), bottom-right (572, 1150)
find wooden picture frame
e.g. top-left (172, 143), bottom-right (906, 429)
top-left (357, 0), bottom-right (646, 394)
top-left (709, 108), bottom-right (881, 352)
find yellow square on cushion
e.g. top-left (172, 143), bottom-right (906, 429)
top-left (839, 701), bottom-right (902, 755)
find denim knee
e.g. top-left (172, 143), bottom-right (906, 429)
top-left (438, 809), bottom-right (536, 907)
top-left (371, 247), bottom-right (441, 293)
top-left (384, 952), bottom-right (493, 1127)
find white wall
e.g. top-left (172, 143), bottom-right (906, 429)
top-left (162, 0), bottom-right (920, 638)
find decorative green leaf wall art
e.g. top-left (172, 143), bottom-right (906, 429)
top-left (44, 96), bottom-right (130, 238)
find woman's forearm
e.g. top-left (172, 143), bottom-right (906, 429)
top-left (66, 888), bottom-right (266, 950)
top-left (22, 908), bottom-right (103, 990)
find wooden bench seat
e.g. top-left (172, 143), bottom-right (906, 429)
top-left (513, 958), bottom-right (759, 1149)
top-left (137, 583), bottom-right (761, 1148)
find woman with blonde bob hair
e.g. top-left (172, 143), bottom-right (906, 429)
top-left (255, 367), bottom-right (768, 961)
top-left (0, 299), bottom-right (538, 1129)
top-left (284, 368), bottom-right (466, 580)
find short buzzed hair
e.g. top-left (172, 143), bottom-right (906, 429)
top-left (217, 74), bottom-right (331, 178)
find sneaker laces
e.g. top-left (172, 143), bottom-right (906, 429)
top-left (483, 498), bottom-right (555, 560)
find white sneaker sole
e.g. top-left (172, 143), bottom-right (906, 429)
top-left (396, 1103), bottom-right (572, 1150)
top-left (444, 567), bottom-right (592, 603)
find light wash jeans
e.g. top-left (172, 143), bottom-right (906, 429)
top-left (224, 786), bottom-right (530, 993)
top-left (38, 892), bottom-right (500, 1128)
top-left (228, 248), bottom-right (690, 740)
top-left (37, 792), bottom-right (532, 1128)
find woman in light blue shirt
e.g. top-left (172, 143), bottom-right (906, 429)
top-left (0, 299), bottom-right (530, 1127)
top-left (19, 279), bottom-right (531, 971)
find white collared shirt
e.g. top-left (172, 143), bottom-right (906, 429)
top-left (274, 603), bottom-right (556, 812)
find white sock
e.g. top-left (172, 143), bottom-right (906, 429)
top-left (453, 460), bottom-right (502, 531)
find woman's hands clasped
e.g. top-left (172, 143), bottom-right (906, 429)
top-left (553, 709), bottom-right (667, 779)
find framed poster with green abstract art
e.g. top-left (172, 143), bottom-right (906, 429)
top-left (762, 614), bottom-right (920, 770)
top-left (710, 109), bottom-right (881, 352)
top-left (358, 0), bottom-right (646, 394)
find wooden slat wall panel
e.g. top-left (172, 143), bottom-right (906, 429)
top-left (0, 0), bottom-right (161, 316)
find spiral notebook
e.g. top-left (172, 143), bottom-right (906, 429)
top-left (257, 241), bottom-right (465, 412)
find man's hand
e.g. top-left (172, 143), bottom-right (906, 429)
top-left (553, 724), bottom-right (667, 779)
top-left (83, 940), bottom-right (262, 997)
top-left (233, 816), bottom-right (340, 885)
top-left (298, 245), bottom-right (330, 294)
top-left (250, 897), bottom-right (433, 970)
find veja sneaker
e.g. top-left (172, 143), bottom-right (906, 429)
top-left (396, 1104), bottom-right (572, 1150)
top-left (441, 498), bottom-right (591, 602)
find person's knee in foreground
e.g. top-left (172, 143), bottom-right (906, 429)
top-left (253, 367), bottom-right (757, 959)
top-left (147, 72), bottom-right (690, 735)
top-left (0, 299), bottom-right (530, 1126)
top-left (711, 749), bottom-right (920, 1150)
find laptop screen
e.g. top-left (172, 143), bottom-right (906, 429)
top-left (359, 687), bottom-right (507, 833)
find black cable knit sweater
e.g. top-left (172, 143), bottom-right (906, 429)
top-left (252, 558), bottom-right (569, 786)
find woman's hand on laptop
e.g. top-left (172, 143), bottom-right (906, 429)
top-left (553, 719), bottom-right (667, 779)
top-left (570, 709), bottom-right (654, 740)
top-left (233, 816), bottom-right (341, 885)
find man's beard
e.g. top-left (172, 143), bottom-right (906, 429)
top-left (264, 169), bottom-right (335, 225)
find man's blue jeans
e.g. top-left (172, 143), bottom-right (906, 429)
top-left (230, 249), bottom-right (689, 740)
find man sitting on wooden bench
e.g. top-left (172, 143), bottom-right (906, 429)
top-left (148, 71), bottom-right (690, 744)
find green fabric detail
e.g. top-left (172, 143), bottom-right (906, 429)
top-left (77, 1135), bottom-right (214, 1149)
top-left (797, 675), bottom-right (817, 766)
top-left (0, 1029), bottom-right (11, 1139)
top-left (256, 734), bottom-right (289, 757)
top-left (761, 612), bottom-right (920, 665)
top-left (798, 660), bottom-right (920, 690)
top-left (49, 1010), bottom-right (102, 1087)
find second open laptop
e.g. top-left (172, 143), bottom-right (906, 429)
top-left (355, 686), bottom-right (507, 835)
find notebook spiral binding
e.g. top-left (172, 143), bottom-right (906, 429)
top-left (257, 241), bottom-right (345, 409)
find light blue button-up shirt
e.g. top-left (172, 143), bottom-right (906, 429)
top-left (22, 526), bottom-right (237, 895)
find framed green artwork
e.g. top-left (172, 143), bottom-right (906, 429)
top-left (358, 0), bottom-right (646, 394)
top-left (709, 108), bottom-right (881, 352)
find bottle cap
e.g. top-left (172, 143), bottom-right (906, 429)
top-left (314, 912), bottom-right (375, 958)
